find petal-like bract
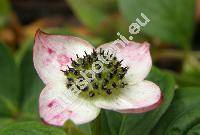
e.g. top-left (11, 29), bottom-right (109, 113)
top-left (33, 30), bottom-right (94, 84)
top-left (39, 83), bottom-right (100, 126)
top-left (94, 81), bottom-right (162, 113)
top-left (98, 41), bottom-right (152, 84)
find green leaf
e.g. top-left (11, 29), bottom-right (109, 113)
top-left (66, 0), bottom-right (117, 30)
top-left (0, 118), bottom-right (13, 128)
top-left (99, 67), bottom-right (175, 135)
top-left (151, 87), bottom-right (200, 135)
top-left (172, 73), bottom-right (200, 87)
top-left (0, 43), bottom-right (20, 116)
top-left (187, 124), bottom-right (200, 135)
top-left (0, 121), bottom-right (67, 135)
top-left (0, 0), bottom-right (11, 29)
top-left (19, 42), bottom-right (44, 119)
top-left (118, 0), bottom-right (195, 48)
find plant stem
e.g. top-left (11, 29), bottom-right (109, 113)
top-left (63, 120), bottom-right (86, 135)
top-left (91, 113), bottom-right (101, 135)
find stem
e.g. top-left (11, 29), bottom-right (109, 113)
top-left (91, 113), bottom-right (101, 135)
top-left (63, 120), bottom-right (86, 135)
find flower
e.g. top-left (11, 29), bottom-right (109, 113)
top-left (33, 29), bottom-right (162, 126)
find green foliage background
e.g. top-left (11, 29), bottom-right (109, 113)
top-left (0, 0), bottom-right (200, 134)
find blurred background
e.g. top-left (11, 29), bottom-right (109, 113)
top-left (0, 0), bottom-right (199, 125)
top-left (0, 0), bottom-right (199, 82)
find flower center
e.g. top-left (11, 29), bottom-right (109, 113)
top-left (62, 49), bottom-right (128, 100)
